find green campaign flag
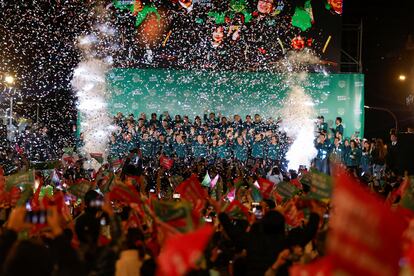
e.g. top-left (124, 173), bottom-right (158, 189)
top-left (17, 184), bottom-right (34, 206)
top-left (90, 153), bottom-right (104, 164)
top-left (249, 181), bottom-right (263, 202)
top-left (299, 173), bottom-right (312, 187)
top-left (275, 182), bottom-right (300, 200)
top-left (39, 185), bottom-right (54, 199)
top-left (68, 179), bottom-right (92, 198)
top-left (201, 172), bottom-right (211, 188)
top-left (153, 200), bottom-right (194, 233)
top-left (5, 170), bottom-right (35, 191)
top-left (307, 169), bottom-right (333, 200)
top-left (224, 200), bottom-right (251, 222)
top-left (63, 147), bottom-right (74, 155)
top-left (30, 160), bottom-right (61, 170)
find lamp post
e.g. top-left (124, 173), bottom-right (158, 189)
top-left (364, 105), bottom-right (398, 133)
top-left (1, 73), bottom-right (16, 141)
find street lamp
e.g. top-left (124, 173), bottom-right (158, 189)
top-left (398, 75), bottom-right (407, 81)
top-left (0, 72), bottom-right (17, 141)
top-left (364, 105), bottom-right (398, 133)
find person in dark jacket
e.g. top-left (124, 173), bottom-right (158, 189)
top-left (386, 132), bottom-right (400, 175)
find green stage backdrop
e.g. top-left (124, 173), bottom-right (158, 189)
top-left (105, 69), bottom-right (365, 137)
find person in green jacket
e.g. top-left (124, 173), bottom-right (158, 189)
top-left (345, 139), bottom-right (361, 174)
top-left (266, 135), bottom-right (280, 166)
top-left (209, 138), bottom-right (219, 163)
top-left (360, 140), bottom-right (372, 176)
top-left (233, 136), bottom-right (248, 163)
top-left (329, 137), bottom-right (344, 165)
top-left (316, 115), bottom-right (328, 135)
top-left (216, 138), bottom-right (231, 160)
top-left (251, 133), bottom-right (266, 160)
top-left (331, 117), bottom-right (344, 137)
top-left (155, 133), bottom-right (173, 157)
top-left (124, 132), bottom-right (137, 152)
top-left (139, 132), bottom-right (155, 161)
top-left (314, 133), bottom-right (332, 174)
top-left (108, 133), bottom-right (123, 159)
top-left (192, 135), bottom-right (209, 160)
top-left (172, 134), bottom-right (188, 161)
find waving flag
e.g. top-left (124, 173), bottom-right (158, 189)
top-left (153, 200), bottom-right (194, 233)
top-left (201, 172), bottom-right (211, 187)
top-left (327, 170), bottom-right (406, 276)
top-left (175, 174), bottom-right (208, 207)
top-left (157, 225), bottom-right (214, 276)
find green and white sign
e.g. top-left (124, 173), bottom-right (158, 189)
top-left (105, 68), bottom-right (364, 137)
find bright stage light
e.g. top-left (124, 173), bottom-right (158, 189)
top-left (4, 75), bottom-right (14, 84)
top-left (399, 75), bottom-right (406, 81)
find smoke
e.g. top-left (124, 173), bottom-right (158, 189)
top-left (71, 5), bottom-right (118, 163)
top-left (279, 50), bottom-right (319, 171)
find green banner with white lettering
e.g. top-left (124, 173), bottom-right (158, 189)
top-left (104, 69), bottom-right (364, 137)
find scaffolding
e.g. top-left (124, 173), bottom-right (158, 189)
top-left (341, 21), bottom-right (363, 73)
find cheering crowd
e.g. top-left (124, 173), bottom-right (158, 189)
top-left (87, 111), bottom-right (399, 184)
top-left (1, 108), bottom-right (413, 276)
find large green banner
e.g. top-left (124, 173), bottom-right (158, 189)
top-left (106, 69), bottom-right (364, 137)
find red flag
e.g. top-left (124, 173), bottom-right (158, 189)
top-left (90, 152), bottom-right (104, 163)
top-left (175, 174), bottom-right (208, 207)
top-left (284, 201), bottom-right (304, 227)
top-left (160, 155), bottom-right (174, 170)
top-left (157, 225), bottom-right (214, 276)
top-left (31, 175), bottom-right (44, 211)
top-left (327, 170), bottom-right (406, 276)
top-left (109, 184), bottom-right (141, 204)
top-left (225, 200), bottom-right (251, 222)
top-left (386, 176), bottom-right (410, 205)
top-left (290, 178), bottom-right (303, 190)
top-left (257, 178), bottom-right (274, 199)
top-left (290, 256), bottom-right (333, 276)
top-left (9, 186), bottom-right (21, 207)
top-left (63, 155), bottom-right (75, 165)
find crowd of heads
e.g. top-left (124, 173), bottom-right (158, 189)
top-left (1, 107), bottom-right (414, 276)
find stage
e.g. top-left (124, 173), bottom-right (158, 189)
top-left (103, 68), bottom-right (364, 137)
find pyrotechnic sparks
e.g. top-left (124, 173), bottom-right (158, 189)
top-left (71, 6), bottom-right (118, 163)
top-left (279, 51), bottom-right (319, 171)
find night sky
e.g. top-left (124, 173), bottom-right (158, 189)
top-left (344, 0), bottom-right (414, 138)
top-left (0, 0), bottom-right (413, 143)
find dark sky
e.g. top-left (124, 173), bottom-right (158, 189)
top-left (344, 0), bottom-right (414, 139)
top-left (1, 0), bottom-right (413, 141)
